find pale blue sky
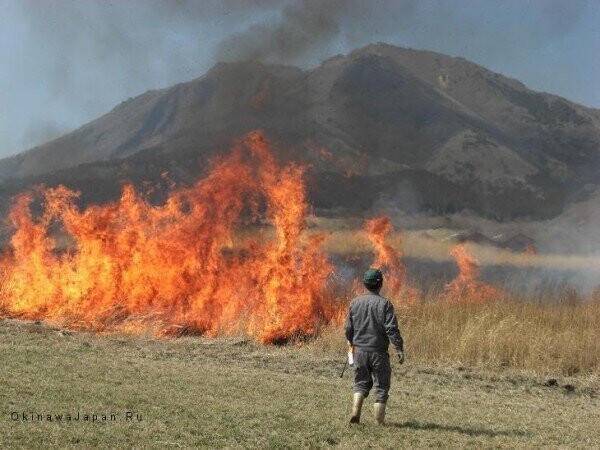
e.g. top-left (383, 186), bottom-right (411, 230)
top-left (1, 0), bottom-right (598, 157)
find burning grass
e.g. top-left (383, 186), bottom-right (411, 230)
top-left (0, 131), bottom-right (337, 343)
top-left (0, 130), bottom-right (598, 378)
top-left (0, 131), bottom-right (423, 343)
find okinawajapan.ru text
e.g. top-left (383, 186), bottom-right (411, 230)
top-left (10, 411), bottom-right (143, 422)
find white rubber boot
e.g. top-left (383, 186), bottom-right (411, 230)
top-left (374, 402), bottom-right (386, 425)
top-left (349, 393), bottom-right (364, 424)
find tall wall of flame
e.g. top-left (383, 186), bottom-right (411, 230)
top-left (0, 131), bottom-right (336, 343)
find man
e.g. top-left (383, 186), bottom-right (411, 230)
top-left (344, 268), bottom-right (405, 425)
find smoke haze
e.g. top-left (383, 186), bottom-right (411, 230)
top-left (215, 0), bottom-right (418, 66)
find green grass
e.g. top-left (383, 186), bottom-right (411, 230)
top-left (0, 319), bottom-right (598, 448)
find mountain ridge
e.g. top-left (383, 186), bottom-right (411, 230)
top-left (0, 43), bottom-right (598, 220)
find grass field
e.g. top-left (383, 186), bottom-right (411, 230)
top-left (1, 319), bottom-right (599, 448)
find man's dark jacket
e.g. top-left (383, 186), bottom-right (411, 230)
top-left (344, 292), bottom-right (404, 353)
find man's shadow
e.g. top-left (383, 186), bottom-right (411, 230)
top-left (390, 421), bottom-right (529, 438)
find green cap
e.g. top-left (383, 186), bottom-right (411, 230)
top-left (364, 268), bottom-right (383, 284)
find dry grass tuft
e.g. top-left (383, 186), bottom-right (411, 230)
top-left (404, 300), bottom-right (600, 375)
top-left (311, 290), bottom-right (600, 376)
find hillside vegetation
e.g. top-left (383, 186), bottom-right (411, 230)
top-left (1, 44), bottom-right (598, 219)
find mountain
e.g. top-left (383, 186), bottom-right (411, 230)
top-left (1, 43), bottom-right (599, 219)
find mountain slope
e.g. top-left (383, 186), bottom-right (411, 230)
top-left (1, 44), bottom-right (598, 219)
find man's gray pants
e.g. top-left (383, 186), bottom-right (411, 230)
top-left (353, 349), bottom-right (391, 403)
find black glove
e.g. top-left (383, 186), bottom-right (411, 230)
top-left (397, 349), bottom-right (405, 364)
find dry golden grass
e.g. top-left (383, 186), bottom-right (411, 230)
top-left (404, 300), bottom-right (600, 375)
top-left (2, 319), bottom-right (599, 448)
top-left (312, 293), bottom-right (600, 376)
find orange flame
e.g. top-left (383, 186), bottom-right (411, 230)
top-left (365, 217), bottom-right (404, 297)
top-left (443, 243), bottom-right (502, 302)
top-left (342, 153), bottom-right (369, 178)
top-left (318, 147), bottom-right (334, 161)
top-left (253, 77), bottom-right (272, 108)
top-left (364, 217), bottom-right (419, 304)
top-left (0, 131), bottom-right (338, 343)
